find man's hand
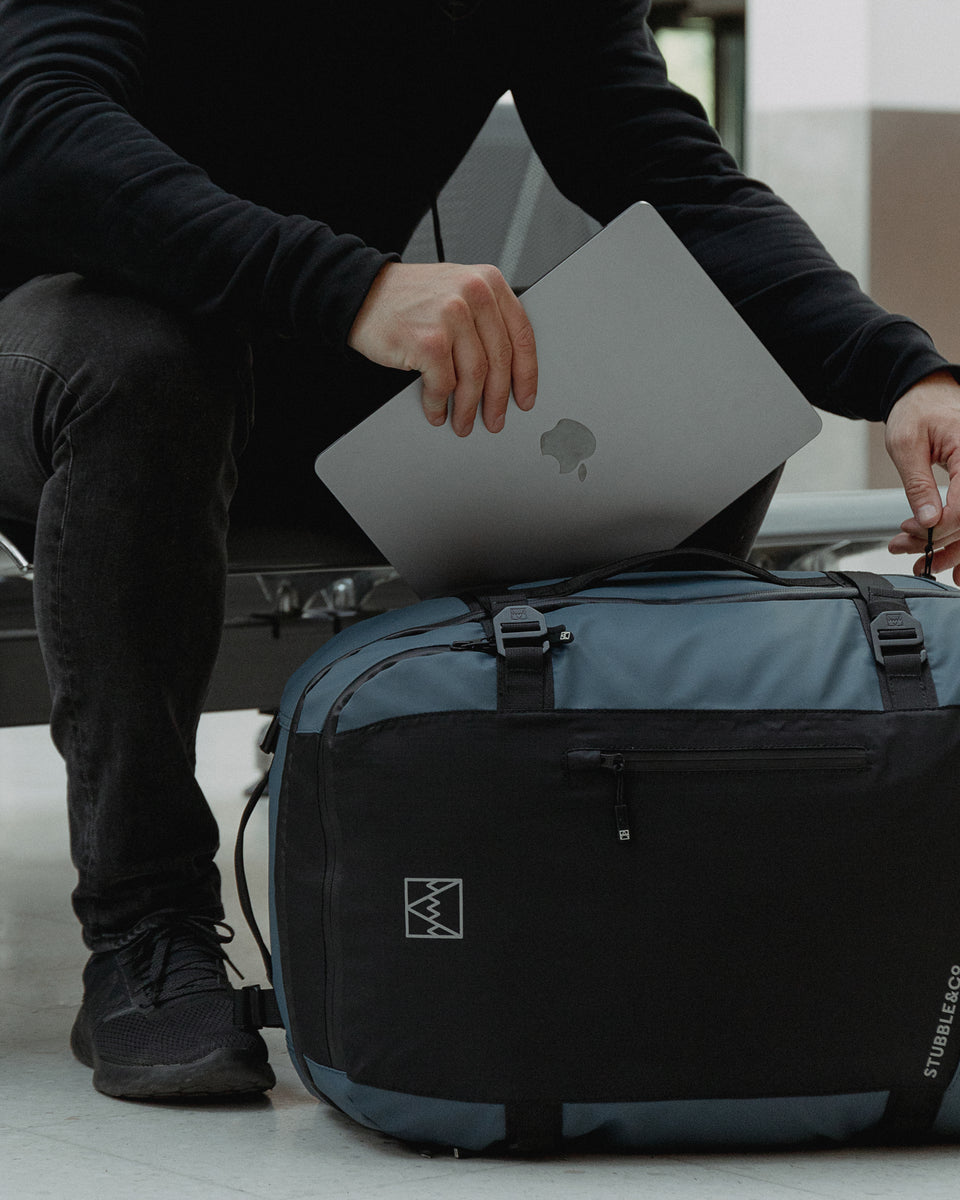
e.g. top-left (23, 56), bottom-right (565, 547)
top-left (347, 261), bottom-right (538, 436)
top-left (885, 369), bottom-right (960, 581)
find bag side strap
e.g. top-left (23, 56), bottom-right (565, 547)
top-left (233, 761), bottom-right (285, 1032)
top-left (503, 1102), bottom-right (563, 1154)
top-left (235, 769), bottom-right (275, 981)
top-left (234, 983), bottom-right (284, 1031)
top-left (834, 571), bottom-right (939, 711)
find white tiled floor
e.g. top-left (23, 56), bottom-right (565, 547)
top-left (4, 546), bottom-right (960, 1198)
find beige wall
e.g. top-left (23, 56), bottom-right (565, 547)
top-left (868, 110), bottom-right (960, 487)
top-left (746, 0), bottom-right (960, 493)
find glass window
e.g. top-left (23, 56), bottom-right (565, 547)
top-left (650, 2), bottom-right (746, 165)
top-left (656, 23), bottom-right (717, 125)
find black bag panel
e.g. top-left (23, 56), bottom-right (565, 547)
top-left (276, 706), bottom-right (960, 1108)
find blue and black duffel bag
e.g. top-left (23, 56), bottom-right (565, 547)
top-left (237, 547), bottom-right (960, 1153)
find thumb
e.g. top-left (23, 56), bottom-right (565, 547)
top-left (886, 423), bottom-right (943, 529)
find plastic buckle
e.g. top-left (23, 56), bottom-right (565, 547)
top-left (870, 610), bottom-right (927, 667)
top-left (493, 604), bottom-right (550, 656)
top-left (234, 984), bottom-right (284, 1030)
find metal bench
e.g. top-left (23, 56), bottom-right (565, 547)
top-left (0, 514), bottom-right (411, 727)
top-left (0, 487), bottom-right (928, 728)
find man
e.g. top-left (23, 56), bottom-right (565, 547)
top-left (0, 0), bottom-right (958, 1100)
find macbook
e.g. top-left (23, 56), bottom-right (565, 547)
top-left (315, 201), bottom-right (822, 596)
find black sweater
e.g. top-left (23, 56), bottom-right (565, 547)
top-left (0, 0), bottom-right (950, 420)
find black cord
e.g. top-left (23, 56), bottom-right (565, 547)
top-left (923, 527), bottom-right (936, 579)
top-left (431, 197), bottom-right (446, 262)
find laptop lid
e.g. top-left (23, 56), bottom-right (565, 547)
top-left (314, 201), bottom-right (821, 596)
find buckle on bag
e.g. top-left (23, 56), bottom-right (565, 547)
top-left (870, 610), bottom-right (927, 667)
top-left (493, 605), bottom-right (550, 656)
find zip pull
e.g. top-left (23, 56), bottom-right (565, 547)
top-left (600, 753), bottom-right (631, 843)
top-left (923, 527), bottom-right (936, 579)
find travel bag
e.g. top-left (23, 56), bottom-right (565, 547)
top-left (237, 547), bottom-right (960, 1153)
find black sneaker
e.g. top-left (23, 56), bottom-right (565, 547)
top-left (70, 914), bottom-right (276, 1100)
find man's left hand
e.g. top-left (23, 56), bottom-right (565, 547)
top-left (885, 369), bottom-right (960, 581)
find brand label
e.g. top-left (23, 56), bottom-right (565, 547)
top-left (923, 965), bottom-right (960, 1079)
top-left (404, 878), bottom-right (464, 939)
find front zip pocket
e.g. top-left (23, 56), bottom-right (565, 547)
top-left (567, 745), bottom-right (870, 843)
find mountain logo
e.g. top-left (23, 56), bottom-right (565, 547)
top-left (405, 878), bottom-right (464, 939)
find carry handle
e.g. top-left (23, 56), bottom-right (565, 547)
top-left (234, 771), bottom-right (273, 982)
top-left (525, 547), bottom-right (807, 599)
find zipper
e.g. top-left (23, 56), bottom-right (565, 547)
top-left (284, 607), bottom-right (486, 736)
top-left (322, 642), bottom-right (492, 739)
top-left (568, 746), bottom-right (870, 844)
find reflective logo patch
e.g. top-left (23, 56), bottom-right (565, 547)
top-left (405, 878), bottom-right (464, 939)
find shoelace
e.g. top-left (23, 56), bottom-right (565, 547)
top-left (122, 915), bottom-right (244, 1008)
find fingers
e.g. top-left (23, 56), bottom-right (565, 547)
top-left (885, 404), bottom-right (944, 532)
top-left (440, 268), bottom-right (538, 436)
top-left (883, 374), bottom-right (960, 580)
top-left (888, 527), bottom-right (958, 579)
top-left (346, 261), bottom-right (537, 437)
top-left (888, 485), bottom-right (960, 579)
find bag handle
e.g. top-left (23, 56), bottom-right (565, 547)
top-left (524, 546), bottom-right (812, 599)
top-left (235, 770), bottom-right (273, 982)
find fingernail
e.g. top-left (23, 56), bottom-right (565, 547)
top-left (517, 391), bottom-right (536, 411)
top-left (918, 504), bottom-right (939, 525)
top-left (491, 414), bottom-right (505, 433)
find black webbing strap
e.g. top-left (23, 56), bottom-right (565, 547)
top-left (870, 1082), bottom-right (955, 1145)
top-left (235, 769), bottom-right (275, 980)
top-left (234, 983), bottom-right (285, 1030)
top-left (835, 571), bottom-right (938, 711)
top-left (504, 1102), bottom-right (564, 1153)
top-left (488, 598), bottom-right (555, 713)
top-left (497, 643), bottom-right (554, 713)
top-left (867, 977), bottom-right (960, 1143)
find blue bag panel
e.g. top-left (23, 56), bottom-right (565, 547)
top-left (302, 1059), bottom-right (888, 1151)
top-left (553, 596), bottom-right (884, 712)
top-left (305, 1060), bottom-right (507, 1152)
top-left (293, 620), bottom-right (490, 734)
top-left (909, 596), bottom-right (960, 707)
top-left (561, 1093), bottom-right (890, 1149)
top-left (305, 595), bottom-right (889, 738)
top-left (282, 571), bottom-right (960, 737)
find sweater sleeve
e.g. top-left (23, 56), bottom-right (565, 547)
top-left (510, 0), bottom-right (955, 422)
top-left (0, 0), bottom-right (393, 345)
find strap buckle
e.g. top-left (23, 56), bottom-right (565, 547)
top-left (870, 610), bottom-right (927, 667)
top-left (234, 984), bottom-right (284, 1030)
top-left (493, 605), bottom-right (549, 657)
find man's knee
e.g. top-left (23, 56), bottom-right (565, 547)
top-left (0, 273), bottom-right (251, 467)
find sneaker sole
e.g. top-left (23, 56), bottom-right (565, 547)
top-left (71, 1011), bottom-right (276, 1100)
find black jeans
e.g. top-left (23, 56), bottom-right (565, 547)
top-left (0, 273), bottom-right (782, 950)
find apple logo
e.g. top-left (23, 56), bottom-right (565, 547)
top-left (540, 418), bottom-right (597, 482)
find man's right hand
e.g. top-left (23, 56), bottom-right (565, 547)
top-left (346, 261), bottom-right (538, 436)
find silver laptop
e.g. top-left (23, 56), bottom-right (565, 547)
top-left (315, 201), bottom-right (821, 596)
